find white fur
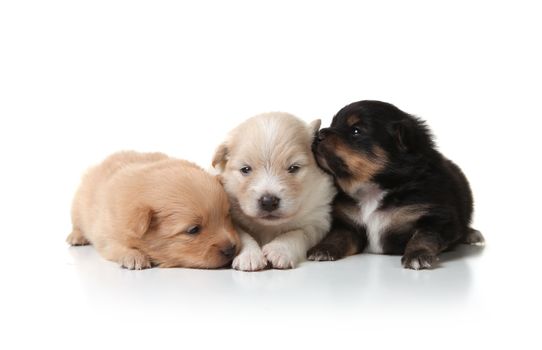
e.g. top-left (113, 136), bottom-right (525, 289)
top-left (344, 183), bottom-right (387, 253)
top-left (231, 230), bottom-right (268, 271)
top-left (409, 259), bottom-right (421, 270)
top-left (346, 183), bottom-right (427, 254)
top-left (215, 112), bottom-right (336, 271)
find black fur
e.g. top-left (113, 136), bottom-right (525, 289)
top-left (308, 100), bottom-right (482, 269)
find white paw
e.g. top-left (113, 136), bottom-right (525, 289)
top-left (262, 243), bottom-right (298, 269)
top-left (119, 250), bottom-right (152, 270)
top-left (232, 248), bottom-right (268, 271)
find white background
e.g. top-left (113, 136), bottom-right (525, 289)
top-left (1, 1), bottom-right (541, 349)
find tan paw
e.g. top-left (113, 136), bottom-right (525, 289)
top-left (118, 249), bottom-right (152, 270)
top-left (232, 248), bottom-right (268, 271)
top-left (262, 242), bottom-right (297, 269)
top-left (66, 229), bottom-right (90, 246)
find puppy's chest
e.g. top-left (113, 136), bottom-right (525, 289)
top-left (345, 185), bottom-right (393, 254)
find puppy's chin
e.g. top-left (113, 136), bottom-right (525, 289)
top-left (240, 204), bottom-right (298, 226)
top-left (253, 214), bottom-right (292, 226)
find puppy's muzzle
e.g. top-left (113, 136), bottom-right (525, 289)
top-left (221, 244), bottom-right (237, 259)
top-left (259, 194), bottom-right (281, 212)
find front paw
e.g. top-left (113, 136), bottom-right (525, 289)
top-left (307, 244), bottom-right (343, 261)
top-left (119, 249), bottom-right (152, 270)
top-left (232, 248), bottom-right (268, 272)
top-left (401, 250), bottom-right (437, 270)
top-left (262, 243), bottom-right (298, 269)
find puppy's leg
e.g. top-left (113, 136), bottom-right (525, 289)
top-left (98, 242), bottom-right (151, 270)
top-left (262, 226), bottom-right (327, 269)
top-left (66, 228), bottom-right (90, 246)
top-left (307, 224), bottom-right (366, 261)
top-left (401, 230), bottom-right (442, 270)
top-left (232, 229), bottom-right (268, 272)
top-left (401, 211), bottom-right (464, 270)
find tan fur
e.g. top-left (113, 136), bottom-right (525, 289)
top-left (332, 141), bottom-right (387, 196)
top-left (67, 151), bottom-right (240, 269)
top-left (346, 114), bottom-right (359, 127)
top-left (384, 204), bottom-right (431, 232)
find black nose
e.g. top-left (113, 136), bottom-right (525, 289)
top-left (259, 194), bottom-right (280, 212)
top-left (221, 244), bottom-right (237, 259)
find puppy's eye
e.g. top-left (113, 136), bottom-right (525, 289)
top-left (287, 165), bottom-right (301, 174)
top-left (240, 166), bottom-right (252, 175)
top-left (186, 225), bottom-right (200, 235)
top-left (352, 126), bottom-right (362, 136)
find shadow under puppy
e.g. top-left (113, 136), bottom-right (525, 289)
top-left (309, 100), bottom-right (484, 269)
top-left (213, 113), bottom-right (336, 271)
top-left (67, 151), bottom-right (240, 269)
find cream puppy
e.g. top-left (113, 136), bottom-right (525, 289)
top-left (212, 113), bottom-right (336, 271)
top-left (67, 151), bottom-right (240, 269)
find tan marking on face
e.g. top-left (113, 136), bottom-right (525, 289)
top-left (332, 140), bottom-right (387, 195)
top-left (346, 115), bottom-right (360, 127)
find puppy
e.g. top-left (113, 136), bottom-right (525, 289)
top-left (67, 151), bottom-right (240, 269)
top-left (308, 100), bottom-right (484, 269)
top-left (212, 113), bottom-right (336, 271)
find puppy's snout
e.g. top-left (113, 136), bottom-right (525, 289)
top-left (259, 194), bottom-right (280, 212)
top-left (221, 244), bottom-right (237, 259)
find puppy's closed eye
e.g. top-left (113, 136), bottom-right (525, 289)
top-left (185, 225), bottom-right (200, 235)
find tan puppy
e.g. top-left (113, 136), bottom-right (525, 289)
top-left (213, 113), bottom-right (336, 271)
top-left (67, 151), bottom-right (240, 269)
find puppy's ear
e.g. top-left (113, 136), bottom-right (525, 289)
top-left (308, 119), bottom-right (322, 137)
top-left (127, 206), bottom-right (154, 237)
top-left (388, 120), bottom-right (409, 152)
top-left (212, 143), bottom-right (229, 172)
top-left (388, 117), bottom-right (432, 153)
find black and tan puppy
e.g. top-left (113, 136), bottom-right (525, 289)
top-left (308, 100), bottom-right (484, 269)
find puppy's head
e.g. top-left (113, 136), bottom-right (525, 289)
top-left (313, 100), bottom-right (433, 195)
top-left (213, 113), bottom-right (321, 226)
top-left (124, 161), bottom-right (240, 268)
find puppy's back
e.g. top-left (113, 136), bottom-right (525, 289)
top-left (71, 151), bottom-right (169, 242)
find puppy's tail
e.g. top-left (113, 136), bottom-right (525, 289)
top-left (463, 228), bottom-right (485, 246)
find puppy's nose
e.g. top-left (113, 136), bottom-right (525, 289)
top-left (221, 244), bottom-right (237, 259)
top-left (259, 195), bottom-right (280, 212)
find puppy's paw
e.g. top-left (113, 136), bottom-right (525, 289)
top-left (232, 248), bottom-right (268, 272)
top-left (66, 229), bottom-right (90, 246)
top-left (465, 228), bottom-right (485, 246)
top-left (401, 251), bottom-right (437, 270)
top-left (262, 242), bottom-right (298, 269)
top-left (118, 249), bottom-right (152, 270)
top-left (307, 244), bottom-right (342, 261)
